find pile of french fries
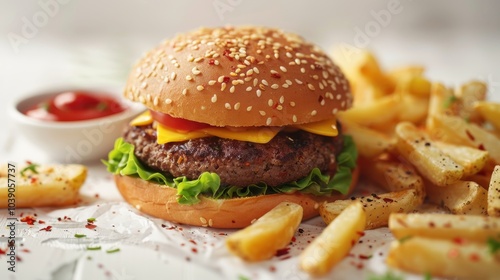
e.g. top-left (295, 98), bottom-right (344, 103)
top-left (225, 48), bottom-right (500, 278)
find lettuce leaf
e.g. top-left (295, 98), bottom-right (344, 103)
top-left (103, 135), bottom-right (357, 205)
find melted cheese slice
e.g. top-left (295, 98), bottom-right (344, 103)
top-left (130, 111), bottom-right (338, 144)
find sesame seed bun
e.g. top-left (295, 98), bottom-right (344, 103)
top-left (124, 26), bottom-right (352, 127)
top-left (114, 167), bottom-right (358, 228)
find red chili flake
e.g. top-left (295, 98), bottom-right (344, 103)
top-left (208, 59), bottom-right (215, 65)
top-left (16, 256), bottom-right (22, 262)
top-left (452, 237), bottom-right (466, 245)
top-left (280, 255), bottom-right (291, 261)
top-left (358, 254), bottom-right (372, 260)
top-left (85, 224), bottom-right (97, 230)
top-left (38, 220), bottom-right (45, 224)
top-left (478, 144), bottom-right (485, 151)
top-left (30, 177), bottom-right (38, 184)
top-left (469, 253), bottom-right (480, 262)
top-left (189, 240), bottom-right (197, 245)
top-left (20, 215), bottom-right (36, 225)
top-left (0, 248), bottom-right (6, 254)
top-left (269, 266), bottom-right (276, 272)
top-left (40, 226), bottom-right (52, 232)
top-left (98, 263), bottom-right (104, 269)
top-left (191, 248), bottom-right (198, 253)
top-left (271, 72), bottom-right (281, 79)
top-left (275, 248), bottom-right (290, 257)
top-left (357, 231), bottom-right (365, 237)
top-left (20, 212), bottom-right (24, 217)
top-left (351, 239), bottom-right (356, 246)
top-left (218, 233), bottom-right (226, 236)
top-left (429, 222), bottom-right (436, 228)
top-left (443, 222), bottom-right (452, 228)
top-left (448, 248), bottom-right (460, 259)
top-left (291, 237), bottom-right (296, 242)
top-left (383, 198), bottom-right (394, 203)
top-left (223, 76), bottom-right (231, 84)
top-left (318, 95), bottom-right (324, 103)
top-left (94, 193), bottom-right (100, 198)
top-left (356, 263), bottom-right (364, 270)
top-left (223, 50), bottom-right (233, 61)
top-left (57, 217), bottom-right (62, 221)
top-left (21, 249), bottom-right (30, 253)
top-left (465, 130), bottom-right (475, 141)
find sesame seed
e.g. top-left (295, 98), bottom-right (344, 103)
top-left (266, 117), bottom-right (272, 125)
top-left (244, 60), bottom-right (251, 65)
top-left (336, 94), bottom-right (342, 100)
top-left (246, 86), bottom-right (252, 91)
top-left (320, 99), bottom-right (325, 106)
top-left (271, 84), bottom-right (279, 89)
top-left (230, 72), bottom-right (238, 77)
top-left (182, 88), bottom-right (188, 95)
top-left (311, 110), bottom-right (317, 116)
top-left (165, 98), bottom-right (172, 104)
top-left (221, 83), bottom-right (227, 91)
top-left (200, 217), bottom-right (207, 224)
top-left (174, 63), bottom-right (180, 68)
top-left (332, 108), bottom-right (338, 114)
top-left (246, 69), bottom-right (254, 76)
top-left (279, 96), bottom-right (285, 103)
top-left (282, 84), bottom-right (289, 88)
top-left (268, 99), bottom-right (274, 107)
top-left (256, 89), bottom-right (262, 97)
top-left (197, 85), bottom-right (205, 91)
top-left (171, 72), bottom-right (177, 80)
top-left (232, 80), bottom-right (240, 86)
top-left (208, 219), bottom-right (213, 227)
top-left (237, 64), bottom-right (246, 69)
top-left (286, 80), bottom-right (292, 85)
top-left (290, 101), bottom-right (296, 107)
top-left (141, 82), bottom-right (148, 89)
top-left (139, 95), bottom-right (146, 104)
top-left (307, 83), bottom-right (316, 91)
top-left (253, 78), bottom-right (258, 87)
top-left (230, 86), bottom-right (235, 93)
top-left (225, 103), bottom-right (231, 109)
top-left (341, 101), bottom-right (346, 107)
top-left (234, 102), bottom-right (241, 110)
top-left (146, 94), bottom-right (152, 102)
top-left (211, 94), bottom-right (217, 103)
top-left (262, 79), bottom-right (269, 86)
top-left (286, 52), bottom-right (293, 58)
top-left (153, 96), bottom-right (159, 106)
top-left (274, 53), bottom-right (279, 59)
top-left (218, 76), bottom-right (225, 83)
top-left (295, 58), bottom-right (301, 65)
top-left (319, 83), bottom-right (324, 90)
top-left (194, 57), bottom-right (203, 63)
top-left (300, 68), bottom-right (305, 73)
top-left (186, 75), bottom-right (193, 81)
top-left (259, 111), bottom-right (266, 116)
top-left (323, 71), bottom-right (329, 79)
top-left (253, 67), bottom-right (260, 74)
top-left (192, 67), bottom-right (201, 75)
top-left (214, 60), bottom-right (220, 65)
top-left (326, 92), bottom-right (334, 99)
top-left (208, 80), bottom-right (216, 86)
top-left (312, 75), bottom-right (319, 80)
top-left (296, 52), bottom-right (304, 58)
top-left (295, 79), bottom-right (303, 84)
top-left (280, 66), bottom-right (287, 72)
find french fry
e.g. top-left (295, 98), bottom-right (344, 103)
top-left (488, 165), bottom-right (500, 217)
top-left (337, 94), bottom-right (400, 126)
top-left (475, 101), bottom-right (500, 131)
top-left (387, 65), bottom-right (425, 85)
top-left (425, 181), bottom-right (488, 215)
top-left (300, 202), bottom-right (366, 276)
top-left (386, 237), bottom-right (500, 279)
top-left (426, 83), bottom-right (455, 131)
top-left (339, 117), bottom-right (395, 158)
top-left (395, 122), bottom-right (464, 186)
top-left (225, 202), bottom-right (302, 262)
top-left (320, 187), bottom-right (424, 230)
top-left (396, 93), bottom-right (429, 124)
top-left (434, 141), bottom-right (489, 177)
top-left (0, 163), bottom-right (87, 207)
top-left (360, 159), bottom-right (424, 192)
top-left (389, 213), bottom-right (500, 242)
top-left (455, 81), bottom-right (487, 124)
top-left (430, 114), bottom-right (500, 164)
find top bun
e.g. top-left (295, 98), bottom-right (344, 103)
top-left (125, 26), bottom-right (352, 127)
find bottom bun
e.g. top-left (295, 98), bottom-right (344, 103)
top-left (115, 167), bottom-right (359, 229)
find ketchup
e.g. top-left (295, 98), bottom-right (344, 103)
top-left (24, 91), bottom-right (127, 122)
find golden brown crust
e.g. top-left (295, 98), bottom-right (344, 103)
top-left (114, 168), bottom-right (359, 229)
top-left (124, 26), bottom-right (352, 127)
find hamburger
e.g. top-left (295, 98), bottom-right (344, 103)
top-left (104, 26), bottom-right (358, 228)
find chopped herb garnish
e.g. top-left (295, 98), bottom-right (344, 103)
top-left (39, 102), bottom-right (50, 111)
top-left (367, 271), bottom-right (404, 280)
top-left (87, 217), bottom-right (96, 223)
top-left (443, 95), bottom-right (458, 109)
top-left (238, 276), bottom-right (250, 280)
top-left (398, 235), bottom-right (413, 243)
top-left (96, 102), bottom-right (108, 111)
top-left (106, 248), bottom-right (120, 254)
top-left (20, 163), bottom-right (39, 176)
top-left (487, 238), bottom-right (500, 254)
top-left (424, 272), bottom-right (432, 280)
top-left (74, 233), bottom-right (87, 238)
top-left (87, 245), bottom-right (101, 251)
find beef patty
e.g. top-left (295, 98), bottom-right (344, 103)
top-left (123, 124), bottom-right (343, 187)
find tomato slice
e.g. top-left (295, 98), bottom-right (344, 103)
top-left (150, 110), bottom-right (211, 131)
